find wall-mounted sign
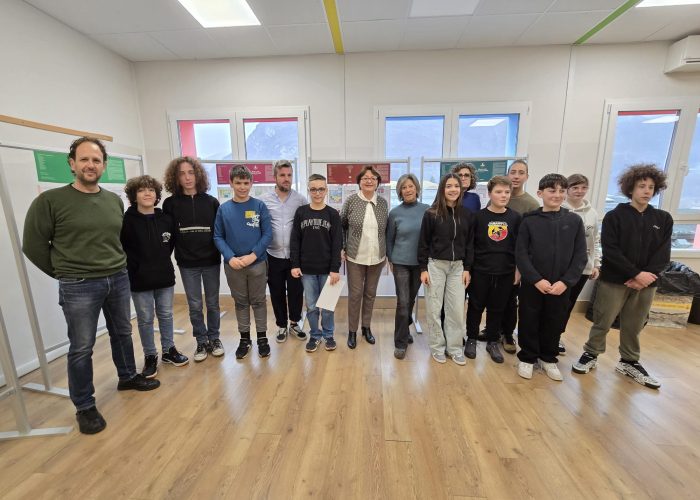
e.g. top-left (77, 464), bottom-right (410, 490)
top-left (216, 163), bottom-right (275, 184)
top-left (33, 150), bottom-right (126, 184)
top-left (326, 163), bottom-right (391, 184)
top-left (440, 160), bottom-right (508, 182)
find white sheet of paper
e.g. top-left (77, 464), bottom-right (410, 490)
top-left (315, 276), bottom-right (345, 312)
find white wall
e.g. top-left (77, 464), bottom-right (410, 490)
top-left (0, 0), bottom-right (144, 380)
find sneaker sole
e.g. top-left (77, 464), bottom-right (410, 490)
top-left (276, 335), bottom-right (287, 343)
top-left (162, 359), bottom-right (189, 367)
top-left (211, 351), bottom-right (225, 357)
top-left (324, 344), bottom-right (336, 351)
top-left (572, 361), bottom-right (597, 374)
top-left (259, 351), bottom-right (271, 358)
top-left (143, 371), bottom-right (158, 379)
top-left (194, 353), bottom-right (208, 362)
top-left (451, 358), bottom-right (467, 366)
top-left (432, 355), bottom-right (447, 364)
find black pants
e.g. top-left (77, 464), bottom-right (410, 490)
top-left (392, 264), bottom-right (422, 349)
top-left (466, 271), bottom-right (514, 342)
top-left (517, 283), bottom-right (570, 364)
top-left (499, 283), bottom-right (519, 339)
top-left (267, 254), bottom-right (303, 328)
top-left (561, 274), bottom-right (590, 334)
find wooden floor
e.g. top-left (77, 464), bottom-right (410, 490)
top-left (1, 296), bottom-right (700, 499)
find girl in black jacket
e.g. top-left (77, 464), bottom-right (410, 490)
top-left (418, 173), bottom-right (474, 366)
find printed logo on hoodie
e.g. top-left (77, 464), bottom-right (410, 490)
top-left (488, 221), bottom-right (509, 241)
top-left (162, 232), bottom-right (171, 243)
top-left (245, 211), bottom-right (260, 228)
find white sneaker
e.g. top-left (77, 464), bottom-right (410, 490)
top-left (517, 361), bottom-right (533, 379)
top-left (616, 361), bottom-right (661, 389)
top-left (540, 360), bottom-right (563, 381)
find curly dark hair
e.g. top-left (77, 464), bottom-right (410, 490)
top-left (124, 175), bottom-right (163, 207)
top-left (618, 164), bottom-right (667, 199)
top-left (163, 156), bottom-right (209, 194)
top-left (451, 162), bottom-right (477, 191)
top-left (68, 137), bottom-right (107, 163)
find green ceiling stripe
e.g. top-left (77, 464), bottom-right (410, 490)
top-left (574, 0), bottom-right (641, 45)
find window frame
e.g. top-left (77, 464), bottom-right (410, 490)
top-left (593, 98), bottom-right (700, 255)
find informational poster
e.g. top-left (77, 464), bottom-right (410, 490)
top-left (328, 185), bottom-right (343, 211)
top-left (216, 162), bottom-right (275, 184)
top-left (217, 186), bottom-right (233, 202)
top-left (440, 160), bottom-right (508, 181)
top-left (327, 163), bottom-right (391, 184)
top-left (33, 150), bottom-right (126, 184)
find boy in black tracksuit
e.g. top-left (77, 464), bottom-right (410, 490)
top-left (121, 175), bottom-right (189, 378)
top-left (465, 176), bottom-right (521, 364)
top-left (516, 174), bottom-right (587, 381)
top-left (573, 164), bottom-right (672, 389)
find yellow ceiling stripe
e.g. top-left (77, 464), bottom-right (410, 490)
top-left (323, 0), bottom-right (344, 54)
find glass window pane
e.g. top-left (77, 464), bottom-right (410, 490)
top-left (421, 161), bottom-right (441, 205)
top-left (604, 110), bottom-right (679, 213)
top-left (244, 118), bottom-right (298, 160)
top-left (458, 113), bottom-right (519, 158)
top-left (678, 111), bottom-right (700, 214)
top-left (672, 223), bottom-right (700, 249)
top-left (177, 119), bottom-right (231, 160)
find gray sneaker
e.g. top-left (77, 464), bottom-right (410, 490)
top-left (485, 341), bottom-right (504, 363)
top-left (572, 352), bottom-right (598, 374)
top-left (451, 353), bottom-right (467, 366)
top-left (616, 360), bottom-right (661, 389)
top-left (464, 338), bottom-right (477, 359)
top-left (432, 352), bottom-right (447, 364)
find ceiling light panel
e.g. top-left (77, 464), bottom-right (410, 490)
top-left (177, 0), bottom-right (260, 27)
top-left (637, 0), bottom-right (700, 6)
top-left (410, 0), bottom-right (480, 17)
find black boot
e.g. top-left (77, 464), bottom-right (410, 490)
top-left (347, 331), bottom-right (357, 349)
top-left (361, 326), bottom-right (375, 345)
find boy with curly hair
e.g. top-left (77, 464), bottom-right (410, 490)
top-left (573, 164), bottom-right (672, 389)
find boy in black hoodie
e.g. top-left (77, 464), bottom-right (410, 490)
top-left (121, 176), bottom-right (189, 378)
top-left (515, 174), bottom-right (587, 381)
top-left (162, 157), bottom-right (222, 362)
top-left (573, 165), bottom-right (672, 389)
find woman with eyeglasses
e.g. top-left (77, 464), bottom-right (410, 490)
top-left (418, 173), bottom-right (474, 365)
top-left (341, 165), bottom-right (389, 349)
top-left (452, 162), bottom-right (481, 213)
top-left (386, 174), bottom-right (429, 359)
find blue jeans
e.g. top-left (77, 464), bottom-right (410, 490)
top-left (302, 274), bottom-right (334, 340)
top-left (179, 265), bottom-right (221, 343)
top-left (58, 268), bottom-right (136, 411)
top-left (131, 286), bottom-right (175, 356)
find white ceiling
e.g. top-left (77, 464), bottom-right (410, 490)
top-left (21, 0), bottom-right (700, 61)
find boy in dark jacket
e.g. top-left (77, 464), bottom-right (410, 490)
top-left (516, 174), bottom-right (587, 381)
top-left (121, 175), bottom-right (188, 378)
top-left (290, 174), bottom-right (343, 352)
top-left (573, 165), bottom-right (672, 389)
top-left (162, 157), bottom-right (222, 362)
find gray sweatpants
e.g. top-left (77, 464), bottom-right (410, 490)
top-left (584, 280), bottom-right (656, 362)
top-left (224, 260), bottom-right (268, 335)
top-left (425, 259), bottom-right (465, 358)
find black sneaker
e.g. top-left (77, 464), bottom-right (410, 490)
top-left (141, 355), bottom-right (158, 378)
top-left (194, 342), bottom-right (209, 362)
top-left (464, 338), bottom-right (477, 359)
top-left (477, 328), bottom-right (488, 342)
top-left (275, 327), bottom-right (288, 343)
top-left (235, 339), bottom-right (252, 359)
top-left (117, 373), bottom-right (161, 391)
top-left (289, 323), bottom-right (307, 340)
top-left (486, 341), bottom-right (504, 363)
top-left (305, 338), bottom-right (321, 352)
top-left (76, 406), bottom-right (106, 434)
top-left (572, 352), bottom-right (598, 374)
top-left (258, 337), bottom-right (271, 358)
top-left (558, 341), bottom-right (566, 354)
top-left (324, 337), bottom-right (337, 351)
top-left (162, 346), bottom-right (189, 367)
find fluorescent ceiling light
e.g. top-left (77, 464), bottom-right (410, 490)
top-left (177, 0), bottom-right (260, 28)
top-left (637, 0), bottom-right (700, 7)
top-left (470, 118), bottom-right (506, 127)
top-left (642, 116), bottom-right (679, 123)
top-left (410, 0), bottom-right (480, 17)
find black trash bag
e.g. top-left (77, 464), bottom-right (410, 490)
top-left (656, 261), bottom-right (700, 297)
top-left (585, 280), bottom-right (620, 329)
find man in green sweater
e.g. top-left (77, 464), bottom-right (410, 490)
top-left (22, 137), bottom-right (160, 435)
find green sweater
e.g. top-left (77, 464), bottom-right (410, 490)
top-left (22, 184), bottom-right (127, 278)
top-left (507, 191), bottom-right (540, 215)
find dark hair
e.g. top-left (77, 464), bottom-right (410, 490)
top-left (567, 173), bottom-right (589, 188)
top-left (308, 173), bottom-right (326, 183)
top-left (487, 175), bottom-right (512, 193)
top-left (273, 159), bottom-right (293, 176)
top-left (356, 165), bottom-right (382, 186)
top-left (124, 175), bottom-right (163, 207)
top-left (509, 159), bottom-right (528, 174)
top-left (429, 173), bottom-right (463, 219)
top-left (396, 173), bottom-right (421, 201)
top-left (451, 162), bottom-right (477, 191)
top-left (68, 137), bottom-right (107, 163)
top-left (163, 156), bottom-right (209, 194)
top-left (618, 164), bottom-right (667, 198)
top-left (538, 173), bottom-right (568, 191)
top-left (229, 165), bottom-right (252, 181)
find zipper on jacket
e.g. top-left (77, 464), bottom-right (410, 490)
top-left (451, 208), bottom-right (456, 261)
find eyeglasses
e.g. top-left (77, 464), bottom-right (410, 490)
top-left (458, 173), bottom-right (471, 178)
top-left (309, 187), bottom-right (327, 193)
top-left (361, 176), bottom-right (378, 182)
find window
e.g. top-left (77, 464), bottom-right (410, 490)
top-left (457, 113), bottom-right (519, 158)
top-left (377, 103), bottom-right (529, 205)
top-left (169, 107), bottom-right (309, 197)
top-left (596, 100), bottom-right (700, 251)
